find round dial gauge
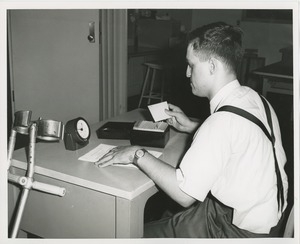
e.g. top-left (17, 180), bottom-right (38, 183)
top-left (76, 119), bottom-right (90, 140)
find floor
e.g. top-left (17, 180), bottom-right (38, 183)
top-left (129, 90), bottom-right (294, 225)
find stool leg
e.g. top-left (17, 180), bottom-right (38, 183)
top-left (148, 69), bottom-right (156, 105)
top-left (138, 67), bottom-right (150, 108)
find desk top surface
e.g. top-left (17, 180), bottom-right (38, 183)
top-left (11, 109), bottom-right (190, 200)
top-left (253, 61), bottom-right (293, 79)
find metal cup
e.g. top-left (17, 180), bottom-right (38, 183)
top-left (13, 110), bottom-right (32, 134)
top-left (36, 119), bottom-right (64, 141)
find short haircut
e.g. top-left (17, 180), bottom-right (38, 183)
top-left (187, 22), bottom-right (244, 75)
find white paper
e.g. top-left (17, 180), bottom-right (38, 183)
top-left (148, 101), bottom-right (172, 122)
top-left (78, 144), bottom-right (116, 163)
top-left (78, 144), bottom-right (163, 167)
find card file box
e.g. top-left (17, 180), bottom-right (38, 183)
top-left (130, 121), bottom-right (170, 148)
top-left (97, 121), bottom-right (170, 148)
top-left (96, 122), bottom-right (135, 140)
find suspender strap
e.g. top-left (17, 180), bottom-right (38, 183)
top-left (216, 97), bottom-right (284, 211)
top-left (217, 105), bottom-right (273, 142)
top-left (260, 96), bottom-right (284, 211)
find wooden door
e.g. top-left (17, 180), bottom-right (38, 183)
top-left (8, 10), bottom-right (100, 125)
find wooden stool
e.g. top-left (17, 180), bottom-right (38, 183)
top-left (138, 62), bottom-right (169, 108)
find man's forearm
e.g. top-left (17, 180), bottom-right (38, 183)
top-left (136, 151), bottom-right (196, 208)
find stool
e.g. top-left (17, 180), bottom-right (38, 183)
top-left (138, 62), bottom-right (169, 108)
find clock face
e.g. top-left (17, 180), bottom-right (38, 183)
top-left (76, 119), bottom-right (90, 140)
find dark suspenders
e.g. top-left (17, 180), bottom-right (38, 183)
top-left (216, 96), bottom-right (284, 211)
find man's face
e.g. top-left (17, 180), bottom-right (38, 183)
top-left (186, 44), bottom-right (212, 98)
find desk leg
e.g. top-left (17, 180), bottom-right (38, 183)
top-left (262, 77), bottom-right (271, 97)
top-left (115, 186), bottom-right (158, 238)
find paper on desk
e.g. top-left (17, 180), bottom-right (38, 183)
top-left (78, 143), bottom-right (162, 168)
top-left (148, 101), bottom-right (171, 122)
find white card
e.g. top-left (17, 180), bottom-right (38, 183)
top-left (148, 101), bottom-right (171, 122)
top-left (78, 144), bottom-right (116, 163)
top-left (78, 143), bottom-right (163, 168)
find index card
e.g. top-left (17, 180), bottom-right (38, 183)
top-left (148, 101), bottom-right (172, 122)
top-left (78, 143), bottom-right (162, 168)
top-left (78, 144), bottom-right (116, 163)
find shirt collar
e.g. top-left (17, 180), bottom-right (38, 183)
top-left (210, 80), bottom-right (241, 114)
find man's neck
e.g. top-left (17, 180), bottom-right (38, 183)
top-left (208, 73), bottom-right (237, 101)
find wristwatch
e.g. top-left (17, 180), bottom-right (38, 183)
top-left (133, 148), bottom-right (148, 166)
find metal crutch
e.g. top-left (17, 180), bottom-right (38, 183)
top-left (8, 111), bottom-right (66, 238)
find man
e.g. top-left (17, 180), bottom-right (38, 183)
top-left (95, 22), bottom-right (288, 238)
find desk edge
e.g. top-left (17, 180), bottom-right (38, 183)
top-left (9, 159), bottom-right (156, 201)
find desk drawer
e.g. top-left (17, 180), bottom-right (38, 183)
top-left (9, 167), bottom-right (116, 238)
top-left (270, 80), bottom-right (293, 90)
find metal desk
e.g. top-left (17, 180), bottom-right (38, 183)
top-left (8, 109), bottom-right (190, 238)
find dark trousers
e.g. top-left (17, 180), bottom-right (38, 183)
top-left (144, 194), bottom-right (285, 238)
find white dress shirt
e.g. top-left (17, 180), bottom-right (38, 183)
top-left (176, 80), bottom-right (288, 234)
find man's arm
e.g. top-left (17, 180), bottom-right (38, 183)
top-left (135, 151), bottom-right (196, 208)
top-left (95, 145), bottom-right (196, 207)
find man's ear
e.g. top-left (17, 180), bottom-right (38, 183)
top-left (209, 58), bottom-right (216, 75)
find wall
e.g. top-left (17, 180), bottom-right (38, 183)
top-left (191, 9), bottom-right (241, 28)
top-left (156, 9), bottom-right (193, 32)
top-left (240, 21), bottom-right (292, 64)
top-left (140, 9), bottom-right (293, 65)
top-left (191, 9), bottom-right (293, 65)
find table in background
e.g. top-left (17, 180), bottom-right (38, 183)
top-left (253, 57), bottom-right (293, 97)
top-left (8, 109), bottom-right (190, 238)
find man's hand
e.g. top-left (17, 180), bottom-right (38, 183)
top-left (94, 145), bottom-right (140, 168)
top-left (165, 103), bottom-right (200, 133)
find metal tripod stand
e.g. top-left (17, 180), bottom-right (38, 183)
top-left (7, 110), bottom-right (66, 238)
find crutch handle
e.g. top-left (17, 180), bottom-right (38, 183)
top-left (8, 172), bottom-right (66, 197)
top-left (32, 181), bottom-right (66, 197)
top-left (8, 172), bottom-right (27, 186)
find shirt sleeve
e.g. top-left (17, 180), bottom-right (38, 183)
top-left (176, 113), bottom-right (231, 201)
